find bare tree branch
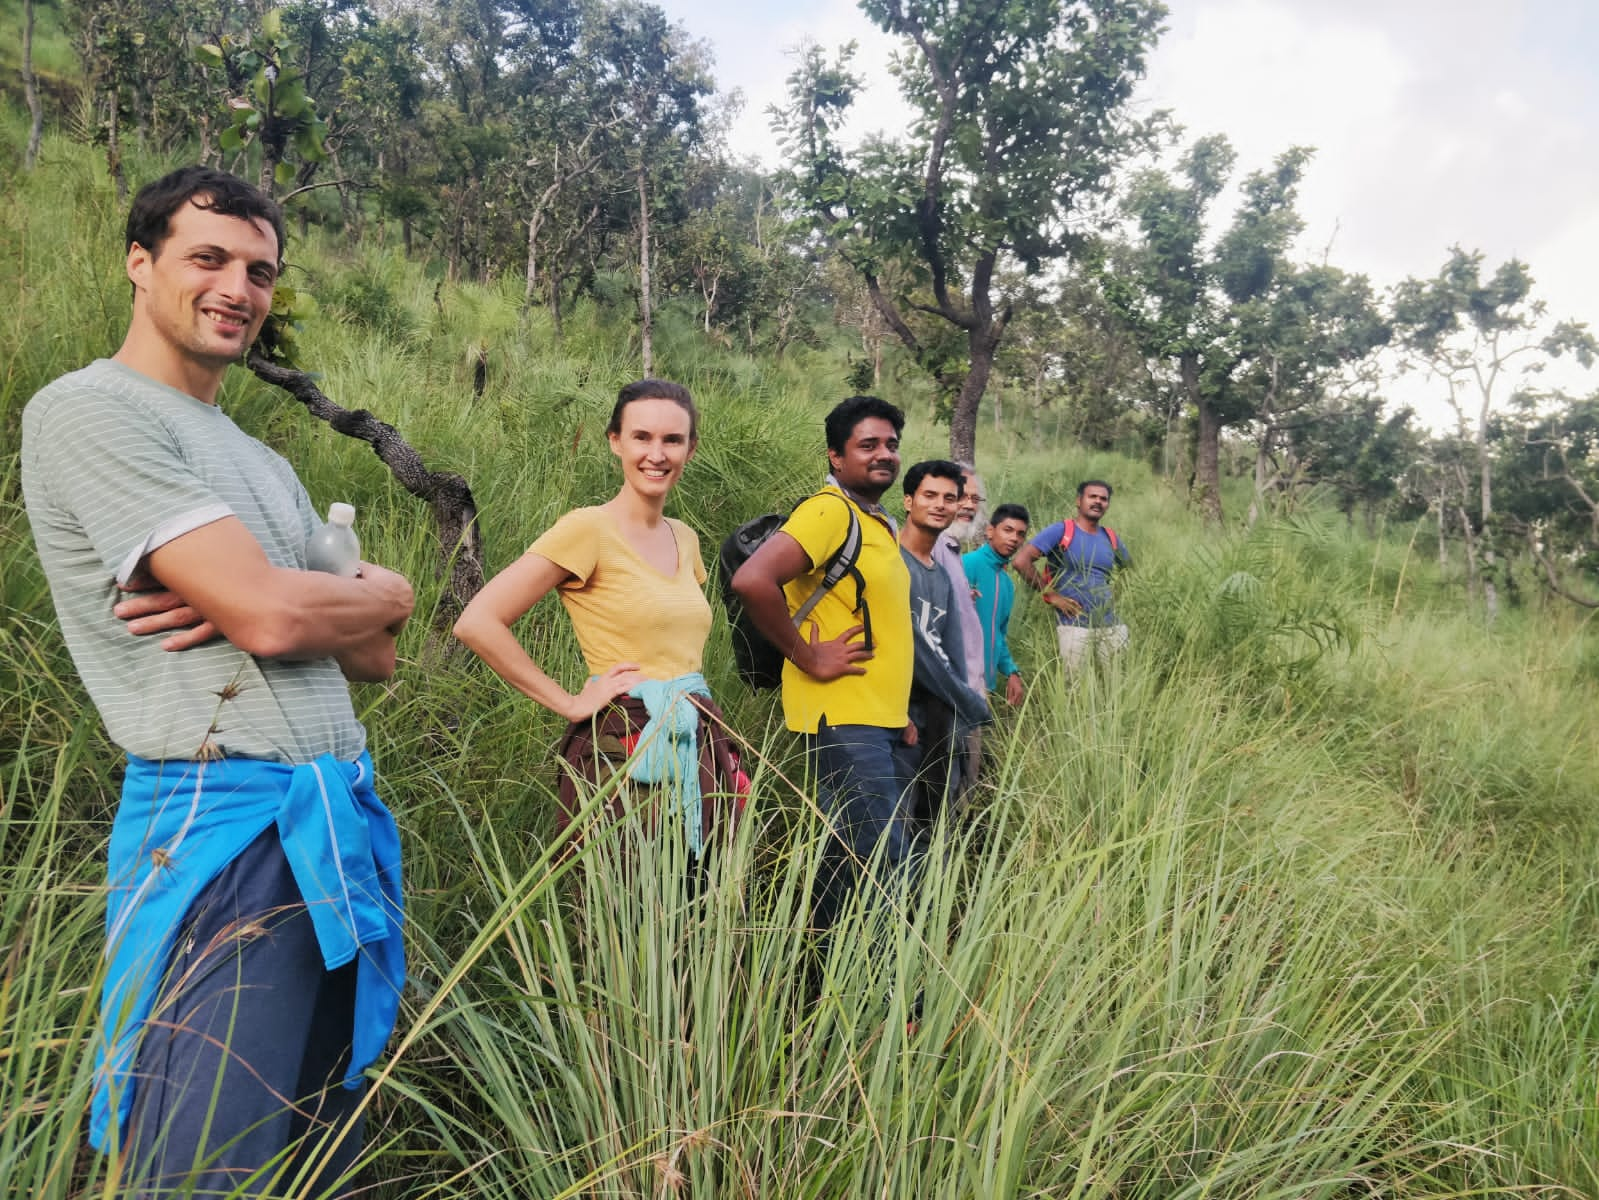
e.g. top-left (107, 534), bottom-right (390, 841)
top-left (864, 271), bottom-right (924, 357)
top-left (280, 178), bottom-right (364, 203)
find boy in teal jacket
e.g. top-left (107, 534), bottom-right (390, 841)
top-left (962, 504), bottom-right (1031, 707)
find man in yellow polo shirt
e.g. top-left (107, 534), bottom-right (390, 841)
top-left (731, 395), bottom-right (915, 936)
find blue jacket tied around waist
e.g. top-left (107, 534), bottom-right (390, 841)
top-left (95, 751), bottom-right (404, 1151)
top-left (627, 673), bottom-right (714, 858)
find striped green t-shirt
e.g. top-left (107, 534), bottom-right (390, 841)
top-left (21, 359), bottom-right (366, 764)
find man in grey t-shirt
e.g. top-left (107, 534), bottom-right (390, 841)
top-left (896, 460), bottom-right (990, 822)
top-left (21, 167), bottom-right (414, 1197)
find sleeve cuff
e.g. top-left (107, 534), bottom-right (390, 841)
top-left (114, 503), bottom-right (234, 585)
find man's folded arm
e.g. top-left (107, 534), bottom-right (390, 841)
top-left (144, 516), bottom-right (413, 665)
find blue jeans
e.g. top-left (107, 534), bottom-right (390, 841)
top-left (806, 721), bottom-right (919, 935)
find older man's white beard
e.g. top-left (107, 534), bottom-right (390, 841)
top-left (947, 516), bottom-right (979, 545)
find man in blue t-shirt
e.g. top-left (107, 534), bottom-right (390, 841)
top-left (1012, 480), bottom-right (1131, 673)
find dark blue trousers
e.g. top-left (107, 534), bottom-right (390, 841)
top-left (126, 827), bottom-right (364, 1197)
top-left (806, 720), bottom-right (921, 936)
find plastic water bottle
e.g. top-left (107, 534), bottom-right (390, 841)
top-left (305, 503), bottom-right (361, 577)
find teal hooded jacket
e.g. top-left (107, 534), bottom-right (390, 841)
top-left (961, 542), bottom-right (1020, 689)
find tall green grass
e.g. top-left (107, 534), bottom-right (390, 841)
top-left (3, 138), bottom-right (1597, 1196)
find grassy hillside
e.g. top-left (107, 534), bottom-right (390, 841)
top-left (4, 139), bottom-right (1598, 1196)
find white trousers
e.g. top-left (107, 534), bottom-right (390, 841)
top-left (1056, 623), bottom-right (1129, 674)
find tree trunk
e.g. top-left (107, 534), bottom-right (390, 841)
top-left (1185, 353), bottom-right (1223, 523)
top-left (949, 324), bottom-right (999, 463)
top-left (637, 164), bottom-right (652, 375)
top-left (1247, 424), bottom-right (1274, 527)
top-left (1457, 505), bottom-right (1479, 597)
top-left (447, 191), bottom-right (464, 283)
top-left (1477, 403), bottom-right (1493, 526)
top-left (701, 271), bottom-right (717, 333)
top-left (197, 114), bottom-right (215, 170)
top-left (328, 148), bottom-right (355, 231)
top-left (525, 210), bottom-right (540, 303)
top-left (23, 0), bottom-right (43, 170)
top-left (1476, 398), bottom-right (1498, 624)
top-left (107, 96), bottom-right (126, 200)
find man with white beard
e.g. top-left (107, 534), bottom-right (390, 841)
top-left (945, 463), bottom-right (989, 550)
top-left (933, 463), bottom-right (987, 797)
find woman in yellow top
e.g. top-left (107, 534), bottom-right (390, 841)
top-left (453, 379), bottom-right (740, 855)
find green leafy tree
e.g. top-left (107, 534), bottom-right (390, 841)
top-left (991, 264), bottom-right (1157, 451)
top-left (65, 0), bottom-right (149, 195)
top-left (1398, 430), bottom-right (1482, 576)
top-left (664, 161), bottom-right (798, 343)
top-left (1113, 137), bottom-right (1385, 522)
top-left (505, 26), bottom-right (626, 322)
top-left (333, 10), bottom-right (428, 239)
top-left (584, 0), bottom-right (713, 372)
top-left (1392, 249), bottom-right (1597, 618)
top-left (199, 8), bottom-right (331, 196)
top-left (1492, 391), bottom-right (1599, 608)
top-left (1287, 397), bottom-right (1419, 533)
top-left (516, 101), bottom-right (623, 332)
top-left (776, 0), bottom-right (1166, 462)
top-left (1232, 262), bottom-right (1390, 524)
top-left (424, 0), bottom-right (579, 120)
top-left (1113, 134), bottom-right (1252, 521)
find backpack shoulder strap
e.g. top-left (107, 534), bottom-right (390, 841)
top-left (1063, 521), bottom-right (1118, 550)
top-left (791, 494), bottom-right (863, 626)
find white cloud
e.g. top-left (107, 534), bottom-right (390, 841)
top-left (663, 0), bottom-right (913, 167)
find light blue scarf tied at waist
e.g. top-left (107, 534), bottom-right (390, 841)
top-left (627, 673), bottom-right (712, 858)
top-left (95, 751), bottom-right (404, 1152)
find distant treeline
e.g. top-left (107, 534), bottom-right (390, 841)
top-left (10, 0), bottom-right (1599, 613)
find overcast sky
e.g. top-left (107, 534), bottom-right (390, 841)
top-left (655, 0), bottom-right (1599, 416)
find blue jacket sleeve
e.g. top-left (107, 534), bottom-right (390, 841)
top-left (994, 574), bottom-right (1019, 680)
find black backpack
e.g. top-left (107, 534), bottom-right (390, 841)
top-left (717, 495), bottom-right (872, 690)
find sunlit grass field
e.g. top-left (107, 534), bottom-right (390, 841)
top-left (4, 140), bottom-right (1597, 1196)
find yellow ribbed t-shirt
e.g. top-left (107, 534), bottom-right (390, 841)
top-left (779, 487), bottom-right (912, 734)
top-left (530, 506), bottom-right (711, 680)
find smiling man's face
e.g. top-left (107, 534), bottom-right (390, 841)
top-left (828, 416), bottom-right (901, 502)
top-left (127, 198), bottom-right (280, 382)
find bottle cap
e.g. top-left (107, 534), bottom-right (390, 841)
top-left (328, 502), bottom-right (356, 526)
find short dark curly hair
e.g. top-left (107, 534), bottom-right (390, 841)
top-left (902, 459), bottom-right (965, 497)
top-left (823, 395), bottom-right (904, 454)
top-left (125, 166), bottom-right (286, 264)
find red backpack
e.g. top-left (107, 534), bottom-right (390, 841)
top-left (1041, 521), bottom-right (1122, 584)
